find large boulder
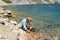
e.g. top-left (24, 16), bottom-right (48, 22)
top-left (3, 10), bottom-right (12, 18)
top-left (18, 29), bottom-right (38, 40)
top-left (0, 24), bottom-right (18, 40)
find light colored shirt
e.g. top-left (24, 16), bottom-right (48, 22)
top-left (21, 18), bottom-right (27, 30)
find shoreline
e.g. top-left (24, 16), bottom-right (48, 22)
top-left (0, 0), bottom-right (60, 6)
top-left (0, 3), bottom-right (60, 6)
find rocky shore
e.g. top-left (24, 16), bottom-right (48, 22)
top-left (0, 7), bottom-right (50, 40)
top-left (0, 7), bottom-right (60, 40)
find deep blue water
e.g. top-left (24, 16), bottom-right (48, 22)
top-left (2, 4), bottom-right (60, 33)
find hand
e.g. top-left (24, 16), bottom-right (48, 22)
top-left (26, 30), bottom-right (30, 33)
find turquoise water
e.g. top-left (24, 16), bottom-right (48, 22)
top-left (2, 4), bottom-right (60, 34)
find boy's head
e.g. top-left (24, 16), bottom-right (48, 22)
top-left (27, 17), bottom-right (32, 23)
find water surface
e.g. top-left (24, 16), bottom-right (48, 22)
top-left (2, 4), bottom-right (60, 35)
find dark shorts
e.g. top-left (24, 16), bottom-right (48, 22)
top-left (21, 25), bottom-right (27, 31)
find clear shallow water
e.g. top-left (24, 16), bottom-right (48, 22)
top-left (2, 4), bottom-right (60, 34)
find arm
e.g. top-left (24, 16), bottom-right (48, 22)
top-left (23, 24), bottom-right (28, 31)
top-left (23, 24), bottom-right (30, 33)
top-left (23, 21), bottom-right (28, 31)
